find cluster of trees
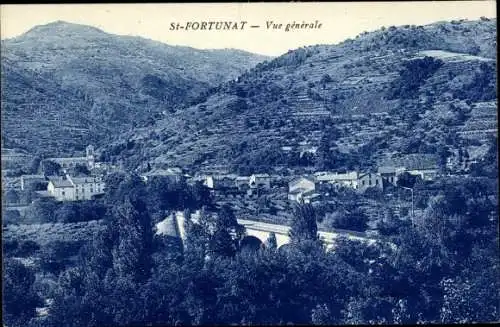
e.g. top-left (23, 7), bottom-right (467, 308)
top-left (23, 198), bottom-right (107, 224)
top-left (454, 62), bottom-right (497, 102)
top-left (3, 174), bottom-right (498, 326)
top-left (387, 56), bottom-right (444, 99)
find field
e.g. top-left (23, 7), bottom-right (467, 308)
top-left (3, 219), bottom-right (106, 245)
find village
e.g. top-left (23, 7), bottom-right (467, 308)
top-left (2, 138), bottom-right (469, 237)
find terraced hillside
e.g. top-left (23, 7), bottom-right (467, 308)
top-left (1, 21), bottom-right (268, 156)
top-left (106, 18), bottom-right (496, 173)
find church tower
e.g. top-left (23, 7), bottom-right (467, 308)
top-left (86, 145), bottom-right (95, 169)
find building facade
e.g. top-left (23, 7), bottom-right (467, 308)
top-left (357, 173), bottom-right (383, 192)
top-left (249, 174), bottom-right (271, 189)
top-left (47, 174), bottom-right (105, 201)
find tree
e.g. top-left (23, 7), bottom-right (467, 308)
top-left (209, 229), bottom-right (237, 257)
top-left (216, 204), bottom-right (239, 231)
top-left (72, 164), bottom-right (90, 176)
top-left (24, 156), bottom-right (42, 174)
top-left (266, 232), bottom-right (278, 250)
top-left (311, 304), bottom-right (333, 324)
top-left (289, 203), bottom-right (319, 243)
top-left (41, 160), bottom-right (62, 176)
top-left (397, 172), bottom-right (419, 188)
top-left (25, 197), bottom-right (59, 223)
top-left (111, 199), bottom-right (153, 282)
top-left (54, 202), bottom-right (80, 223)
top-left (3, 259), bottom-right (42, 327)
top-left (327, 208), bottom-right (368, 232)
top-left (4, 189), bottom-right (20, 204)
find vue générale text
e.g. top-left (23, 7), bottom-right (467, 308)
top-left (169, 20), bottom-right (323, 31)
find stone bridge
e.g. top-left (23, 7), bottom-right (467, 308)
top-left (158, 212), bottom-right (379, 252)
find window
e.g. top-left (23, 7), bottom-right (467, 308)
top-left (62, 191), bottom-right (65, 196)
top-left (375, 179), bottom-right (379, 185)
top-left (368, 179), bottom-right (372, 186)
top-left (362, 181), bottom-right (365, 186)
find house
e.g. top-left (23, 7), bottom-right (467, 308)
top-left (315, 171), bottom-right (359, 189)
top-left (249, 174), bottom-right (271, 189)
top-left (357, 173), bottom-right (383, 192)
top-left (20, 174), bottom-right (47, 191)
top-left (377, 166), bottom-right (406, 186)
top-left (204, 174), bottom-right (238, 190)
top-left (235, 176), bottom-right (250, 190)
top-left (46, 174), bottom-right (105, 201)
top-left (47, 178), bottom-right (75, 201)
top-left (140, 167), bottom-right (184, 183)
top-left (291, 189), bottom-right (321, 204)
top-left (68, 175), bottom-right (105, 201)
top-left (407, 168), bottom-right (438, 181)
top-left (288, 177), bottom-right (316, 202)
top-left (378, 154), bottom-right (439, 182)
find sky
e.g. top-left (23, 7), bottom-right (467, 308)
top-left (0, 2), bottom-right (496, 56)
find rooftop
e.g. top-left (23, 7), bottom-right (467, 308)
top-left (69, 176), bottom-right (101, 185)
top-left (49, 179), bottom-right (73, 188)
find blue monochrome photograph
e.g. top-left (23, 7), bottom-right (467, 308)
top-left (1, 2), bottom-right (498, 326)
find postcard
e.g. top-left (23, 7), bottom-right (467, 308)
top-left (1, 2), bottom-right (497, 326)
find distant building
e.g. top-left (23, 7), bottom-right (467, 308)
top-left (20, 174), bottom-right (47, 191)
top-left (140, 167), bottom-right (184, 183)
top-left (288, 177), bottom-right (317, 202)
top-left (378, 153), bottom-right (439, 182)
top-left (249, 174), bottom-right (271, 189)
top-left (357, 172), bottom-right (383, 192)
top-left (315, 171), bottom-right (359, 189)
top-left (203, 174), bottom-right (238, 190)
top-left (46, 174), bottom-right (105, 201)
top-left (46, 144), bottom-right (96, 170)
top-left (377, 166), bottom-right (406, 186)
top-left (407, 168), bottom-right (438, 181)
top-left (235, 176), bottom-right (251, 190)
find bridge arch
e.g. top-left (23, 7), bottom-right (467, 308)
top-left (240, 235), bottom-right (264, 252)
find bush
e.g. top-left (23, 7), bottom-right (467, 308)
top-left (326, 208), bottom-right (369, 232)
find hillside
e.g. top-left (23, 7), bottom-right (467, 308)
top-left (1, 21), bottom-right (268, 156)
top-left (106, 18), bottom-right (496, 174)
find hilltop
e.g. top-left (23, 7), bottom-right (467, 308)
top-left (104, 18), bottom-right (496, 173)
top-left (1, 21), bottom-right (268, 156)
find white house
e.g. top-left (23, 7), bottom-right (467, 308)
top-left (69, 175), bottom-right (105, 201)
top-left (288, 177), bottom-right (316, 202)
top-left (47, 179), bottom-right (75, 201)
top-left (46, 174), bottom-right (105, 201)
top-left (314, 171), bottom-right (359, 189)
top-left (406, 168), bottom-right (438, 181)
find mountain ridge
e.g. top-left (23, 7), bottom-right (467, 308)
top-left (1, 21), bottom-right (269, 156)
top-left (104, 18), bottom-right (496, 174)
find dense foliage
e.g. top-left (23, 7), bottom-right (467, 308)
top-left (387, 56), bottom-right (444, 99)
top-left (3, 173), bottom-right (498, 326)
